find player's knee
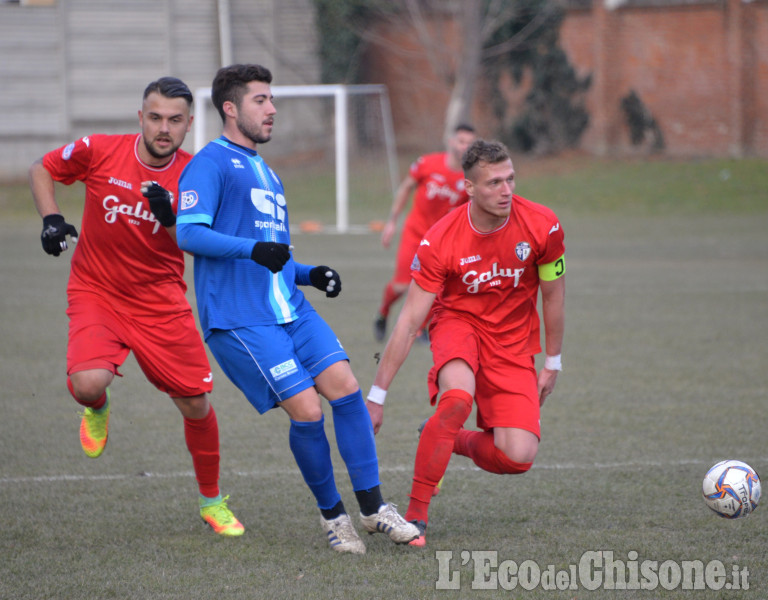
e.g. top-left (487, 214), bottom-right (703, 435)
top-left (69, 373), bottom-right (108, 403)
top-left (496, 440), bottom-right (537, 472)
top-left (317, 361), bottom-right (359, 399)
top-left (172, 394), bottom-right (210, 419)
top-left (282, 392), bottom-right (324, 422)
top-left (436, 389), bottom-right (473, 425)
top-left (495, 450), bottom-right (534, 475)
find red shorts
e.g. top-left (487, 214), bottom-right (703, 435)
top-left (66, 292), bottom-right (213, 397)
top-left (427, 314), bottom-right (540, 438)
top-left (392, 225), bottom-right (423, 285)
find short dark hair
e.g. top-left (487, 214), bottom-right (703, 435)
top-left (211, 64), bottom-right (273, 123)
top-left (454, 123), bottom-right (475, 134)
top-left (462, 139), bottom-right (511, 175)
top-left (143, 77), bottom-right (193, 106)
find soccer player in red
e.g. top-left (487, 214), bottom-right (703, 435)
top-left (28, 77), bottom-right (243, 537)
top-left (374, 123), bottom-right (476, 341)
top-left (366, 139), bottom-right (566, 546)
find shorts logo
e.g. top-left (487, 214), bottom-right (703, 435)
top-left (180, 190), bottom-right (198, 210)
top-left (270, 358), bottom-right (298, 382)
top-left (203, 372), bottom-right (213, 383)
top-left (515, 242), bottom-right (531, 262)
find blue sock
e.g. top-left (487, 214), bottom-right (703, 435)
top-left (288, 416), bottom-right (341, 510)
top-left (199, 493), bottom-right (223, 508)
top-left (330, 391), bottom-right (381, 492)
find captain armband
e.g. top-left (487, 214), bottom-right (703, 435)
top-left (538, 254), bottom-right (566, 281)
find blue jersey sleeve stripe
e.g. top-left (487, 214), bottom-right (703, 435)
top-left (177, 213), bottom-right (214, 226)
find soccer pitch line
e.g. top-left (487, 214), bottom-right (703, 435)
top-left (3, 457), bottom-right (764, 485)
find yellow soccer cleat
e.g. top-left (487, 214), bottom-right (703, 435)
top-left (200, 495), bottom-right (245, 537)
top-left (79, 390), bottom-right (110, 458)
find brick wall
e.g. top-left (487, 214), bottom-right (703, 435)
top-left (366, 0), bottom-right (768, 158)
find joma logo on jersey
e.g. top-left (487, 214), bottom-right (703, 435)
top-left (462, 263), bottom-right (524, 294)
top-left (270, 358), bottom-right (298, 381)
top-left (108, 177), bottom-right (132, 190)
top-left (459, 255), bottom-right (481, 266)
top-left (103, 195), bottom-right (161, 234)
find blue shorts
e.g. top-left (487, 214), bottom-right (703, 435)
top-left (206, 308), bottom-right (348, 414)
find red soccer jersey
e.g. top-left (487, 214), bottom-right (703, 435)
top-left (402, 152), bottom-right (469, 237)
top-left (412, 196), bottom-right (565, 355)
top-left (43, 134), bottom-right (192, 316)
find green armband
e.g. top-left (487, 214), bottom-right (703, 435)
top-left (538, 255), bottom-right (566, 281)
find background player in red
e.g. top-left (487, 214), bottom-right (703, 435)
top-left (28, 77), bottom-right (243, 537)
top-left (366, 139), bottom-right (566, 546)
top-left (374, 123), bottom-right (476, 342)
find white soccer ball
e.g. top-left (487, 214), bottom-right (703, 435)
top-left (702, 460), bottom-right (761, 519)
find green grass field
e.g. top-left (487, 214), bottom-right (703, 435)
top-left (1, 156), bottom-right (766, 599)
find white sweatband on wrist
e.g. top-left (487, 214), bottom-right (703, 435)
top-left (367, 385), bottom-right (387, 405)
top-left (544, 354), bottom-right (562, 371)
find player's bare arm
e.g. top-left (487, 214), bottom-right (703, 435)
top-left (367, 281), bottom-right (437, 433)
top-left (381, 175), bottom-right (417, 248)
top-left (29, 159), bottom-right (60, 218)
top-left (538, 274), bottom-right (565, 405)
top-left (30, 159), bottom-right (79, 256)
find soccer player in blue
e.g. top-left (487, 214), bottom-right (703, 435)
top-left (161, 63), bottom-right (418, 554)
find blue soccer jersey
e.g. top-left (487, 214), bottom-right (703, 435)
top-left (177, 137), bottom-right (313, 336)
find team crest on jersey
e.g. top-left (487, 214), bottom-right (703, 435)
top-left (180, 190), bottom-right (198, 210)
top-left (515, 241), bottom-right (531, 262)
top-left (62, 142), bottom-right (75, 160)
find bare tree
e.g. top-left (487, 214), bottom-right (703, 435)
top-left (317, 0), bottom-right (573, 147)
top-left (350, 1), bottom-right (558, 141)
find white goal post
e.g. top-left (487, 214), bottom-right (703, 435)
top-left (193, 84), bottom-right (399, 233)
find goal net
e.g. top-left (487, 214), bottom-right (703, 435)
top-left (193, 84), bottom-right (399, 233)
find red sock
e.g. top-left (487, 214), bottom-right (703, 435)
top-left (378, 281), bottom-right (403, 318)
top-left (405, 390), bottom-right (473, 524)
top-left (184, 404), bottom-right (221, 498)
top-left (67, 377), bottom-right (107, 410)
top-left (454, 430), bottom-right (532, 475)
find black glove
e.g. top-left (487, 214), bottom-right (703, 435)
top-left (309, 266), bottom-right (341, 298)
top-left (141, 181), bottom-right (176, 227)
top-left (251, 241), bottom-right (291, 273)
top-left (40, 214), bottom-right (78, 256)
